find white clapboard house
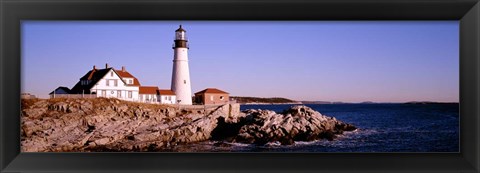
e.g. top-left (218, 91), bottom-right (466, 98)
top-left (50, 64), bottom-right (176, 104)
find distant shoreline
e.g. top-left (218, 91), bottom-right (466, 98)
top-left (240, 101), bottom-right (459, 105)
top-left (240, 102), bottom-right (302, 105)
top-left (232, 96), bottom-right (458, 105)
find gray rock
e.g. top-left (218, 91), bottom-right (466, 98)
top-left (231, 105), bottom-right (356, 145)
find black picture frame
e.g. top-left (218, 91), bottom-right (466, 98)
top-left (1, 0), bottom-right (479, 172)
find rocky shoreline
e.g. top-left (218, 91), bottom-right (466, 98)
top-left (21, 98), bottom-right (356, 152)
top-left (242, 102), bottom-right (302, 105)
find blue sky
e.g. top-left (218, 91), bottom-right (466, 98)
top-left (22, 21), bottom-right (459, 102)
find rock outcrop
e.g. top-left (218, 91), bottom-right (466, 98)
top-left (21, 98), bottom-right (233, 152)
top-left (21, 98), bottom-right (356, 152)
top-left (214, 106), bottom-right (356, 145)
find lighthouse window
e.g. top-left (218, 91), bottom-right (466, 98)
top-left (184, 80), bottom-right (186, 84)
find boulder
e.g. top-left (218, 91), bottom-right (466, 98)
top-left (230, 105), bottom-right (356, 145)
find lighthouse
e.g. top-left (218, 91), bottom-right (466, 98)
top-left (171, 25), bottom-right (193, 105)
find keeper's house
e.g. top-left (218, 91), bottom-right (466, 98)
top-left (49, 64), bottom-right (176, 104)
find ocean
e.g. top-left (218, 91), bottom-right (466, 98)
top-left (170, 103), bottom-right (459, 152)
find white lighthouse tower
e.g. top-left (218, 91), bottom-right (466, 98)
top-left (171, 25), bottom-right (193, 105)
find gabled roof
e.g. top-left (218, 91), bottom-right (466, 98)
top-left (70, 66), bottom-right (142, 94)
top-left (79, 68), bottom-right (109, 81)
top-left (195, 88), bottom-right (229, 95)
top-left (70, 68), bottom-right (113, 94)
top-left (139, 86), bottom-right (159, 94)
top-left (158, 89), bottom-right (175, 95)
top-left (114, 69), bottom-right (141, 86)
top-left (114, 70), bottom-right (135, 78)
top-left (49, 86), bottom-right (71, 94)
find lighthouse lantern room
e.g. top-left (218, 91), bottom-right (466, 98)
top-left (174, 25), bottom-right (188, 48)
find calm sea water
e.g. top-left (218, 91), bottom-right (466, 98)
top-left (173, 104), bottom-right (459, 152)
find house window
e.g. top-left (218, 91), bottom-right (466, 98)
top-left (128, 91), bottom-right (132, 98)
top-left (101, 90), bottom-right (106, 97)
top-left (114, 80), bottom-right (118, 87)
top-left (184, 80), bottom-right (186, 84)
top-left (168, 96), bottom-right (171, 101)
top-left (129, 79), bottom-right (133, 84)
top-left (210, 95), bottom-right (213, 101)
top-left (146, 95), bottom-right (149, 101)
top-left (111, 72), bottom-right (113, 77)
top-left (139, 94), bottom-right (143, 101)
top-left (106, 79), bottom-right (109, 86)
top-left (117, 90), bottom-right (122, 98)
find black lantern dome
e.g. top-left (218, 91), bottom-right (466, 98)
top-left (175, 25), bottom-right (186, 32)
top-left (173, 25), bottom-right (188, 48)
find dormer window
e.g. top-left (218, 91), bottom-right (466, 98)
top-left (81, 80), bottom-right (89, 85)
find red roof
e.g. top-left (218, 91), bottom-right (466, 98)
top-left (114, 70), bottom-right (135, 78)
top-left (114, 69), bottom-right (141, 86)
top-left (195, 88), bottom-right (229, 94)
top-left (158, 89), bottom-right (175, 95)
top-left (86, 69), bottom-right (97, 80)
top-left (139, 86), bottom-right (159, 94)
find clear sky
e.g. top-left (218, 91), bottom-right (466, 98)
top-left (21, 21), bottom-right (459, 102)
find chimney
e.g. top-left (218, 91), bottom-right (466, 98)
top-left (93, 65), bottom-right (96, 70)
top-left (105, 63), bottom-right (109, 69)
top-left (122, 66), bottom-right (126, 72)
